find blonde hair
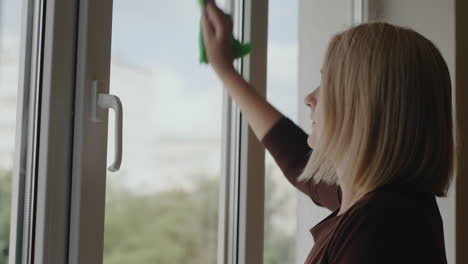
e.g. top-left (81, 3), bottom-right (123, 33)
top-left (298, 22), bottom-right (454, 198)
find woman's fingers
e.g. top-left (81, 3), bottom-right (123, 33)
top-left (205, 0), bottom-right (216, 6)
top-left (206, 4), bottom-right (223, 36)
top-left (205, 0), bottom-right (222, 15)
top-left (202, 10), bottom-right (215, 40)
top-left (206, 1), bottom-right (232, 38)
top-left (201, 0), bottom-right (234, 72)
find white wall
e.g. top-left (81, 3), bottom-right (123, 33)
top-left (296, 1), bottom-right (351, 263)
top-left (368, 3), bottom-right (456, 264)
top-left (297, 0), bottom-right (456, 263)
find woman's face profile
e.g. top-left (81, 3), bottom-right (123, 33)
top-left (305, 86), bottom-right (321, 148)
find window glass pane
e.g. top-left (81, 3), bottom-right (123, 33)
top-left (103, 1), bottom-right (226, 263)
top-left (0, 1), bottom-right (23, 263)
top-left (264, 0), bottom-right (299, 263)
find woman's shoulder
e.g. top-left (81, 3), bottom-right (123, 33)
top-left (332, 183), bottom-right (444, 245)
top-left (349, 183), bottom-right (438, 221)
top-left (328, 183), bottom-right (447, 263)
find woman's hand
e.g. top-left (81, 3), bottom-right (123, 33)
top-left (200, 2), bottom-right (283, 143)
top-left (201, 0), bottom-right (235, 76)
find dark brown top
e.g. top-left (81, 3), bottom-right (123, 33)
top-left (261, 116), bottom-right (447, 264)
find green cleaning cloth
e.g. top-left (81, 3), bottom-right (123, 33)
top-left (198, 0), bottom-right (252, 64)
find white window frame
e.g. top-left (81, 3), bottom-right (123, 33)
top-left (231, 0), bottom-right (269, 263)
top-left (8, 0), bottom-right (44, 262)
top-left (352, 0), bottom-right (368, 24)
top-left (9, 0), bottom-right (271, 263)
top-left (66, 0), bottom-right (271, 263)
top-left (32, 0), bottom-right (79, 261)
top-left (218, 0), bottom-right (269, 262)
top-left (9, 0), bottom-right (79, 263)
top-left (67, 0), bottom-right (113, 263)
top-left (8, 0), bottom-right (468, 263)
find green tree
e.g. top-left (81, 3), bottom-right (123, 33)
top-left (0, 169), bottom-right (12, 264)
top-left (264, 163), bottom-right (296, 264)
top-left (103, 173), bottom-right (219, 264)
top-left (103, 167), bottom-right (295, 264)
top-left (0, 167), bottom-right (296, 264)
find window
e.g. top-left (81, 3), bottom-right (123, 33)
top-left (264, 0), bottom-right (299, 263)
top-left (4, 0), bottom-right (270, 262)
top-left (102, 0), bottom-right (226, 263)
top-left (0, 0), bottom-right (23, 262)
top-left (0, 1), bottom-right (387, 264)
top-left (4, 1), bottom-right (459, 264)
top-left (67, 0), bottom-right (270, 263)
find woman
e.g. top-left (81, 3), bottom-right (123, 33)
top-left (202, 1), bottom-right (454, 263)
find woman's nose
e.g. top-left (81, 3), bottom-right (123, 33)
top-left (304, 87), bottom-right (319, 108)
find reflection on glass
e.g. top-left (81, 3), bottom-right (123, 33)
top-left (0, 0), bottom-right (22, 263)
top-left (264, 0), bottom-right (299, 263)
top-left (103, 1), bottom-right (225, 263)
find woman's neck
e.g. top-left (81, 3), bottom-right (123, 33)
top-left (336, 173), bottom-right (363, 216)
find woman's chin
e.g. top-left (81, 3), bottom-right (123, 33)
top-left (307, 134), bottom-right (316, 148)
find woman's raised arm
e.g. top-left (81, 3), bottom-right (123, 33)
top-left (201, 0), bottom-right (341, 211)
top-left (201, 2), bottom-right (283, 140)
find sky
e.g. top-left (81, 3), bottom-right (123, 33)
top-left (0, 0), bottom-right (300, 187)
top-left (0, 0), bottom-right (299, 141)
top-left (0, 0), bottom-right (300, 257)
top-left (107, 0), bottom-right (299, 139)
top-left (105, 0), bottom-right (300, 189)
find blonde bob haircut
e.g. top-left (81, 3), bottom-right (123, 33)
top-left (298, 22), bottom-right (454, 198)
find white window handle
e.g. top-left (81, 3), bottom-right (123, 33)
top-left (90, 80), bottom-right (123, 172)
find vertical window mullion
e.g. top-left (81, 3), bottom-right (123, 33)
top-left (68, 0), bottom-right (114, 263)
top-left (218, 1), bottom-right (243, 263)
top-left (352, 0), bottom-right (369, 24)
top-left (31, 0), bottom-right (79, 263)
top-left (232, 0), bottom-right (269, 263)
top-left (218, 0), bottom-right (269, 263)
top-left (8, 0), bottom-right (43, 262)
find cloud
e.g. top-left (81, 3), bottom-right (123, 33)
top-left (107, 58), bottom-right (223, 190)
top-left (268, 0), bottom-right (299, 44)
top-left (0, 0), bottom-right (22, 35)
top-left (108, 39), bottom-right (300, 140)
top-left (267, 41), bottom-right (299, 121)
top-left (150, 65), bottom-right (223, 139)
top-left (110, 0), bottom-right (300, 67)
top-left (109, 57), bottom-right (223, 140)
top-left (0, 8), bottom-right (21, 169)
